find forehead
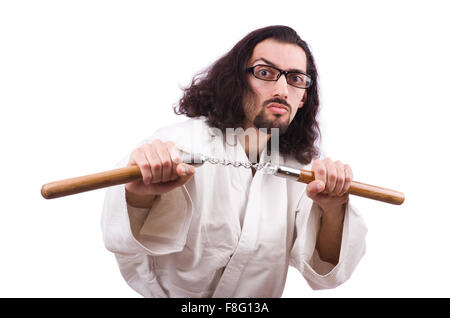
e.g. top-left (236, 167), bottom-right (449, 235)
top-left (249, 38), bottom-right (307, 71)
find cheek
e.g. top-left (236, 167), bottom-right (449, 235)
top-left (245, 86), bottom-right (264, 111)
top-left (249, 78), bottom-right (270, 100)
top-left (296, 90), bottom-right (306, 105)
top-left (289, 107), bottom-right (299, 121)
top-left (288, 91), bottom-right (306, 119)
top-left (243, 92), bottom-right (259, 119)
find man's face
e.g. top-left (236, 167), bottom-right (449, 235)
top-left (243, 38), bottom-right (308, 134)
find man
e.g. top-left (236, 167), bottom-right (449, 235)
top-left (101, 25), bottom-right (367, 297)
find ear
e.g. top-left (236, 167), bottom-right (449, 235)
top-left (299, 91), bottom-right (307, 108)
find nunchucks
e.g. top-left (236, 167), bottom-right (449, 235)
top-left (41, 151), bottom-right (405, 205)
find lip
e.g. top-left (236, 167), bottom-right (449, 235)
top-left (267, 103), bottom-right (289, 114)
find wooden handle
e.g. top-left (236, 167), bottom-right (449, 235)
top-left (42, 165), bottom-right (405, 205)
top-left (298, 169), bottom-right (405, 205)
top-left (41, 166), bottom-right (142, 199)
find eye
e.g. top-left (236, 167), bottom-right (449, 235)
top-left (290, 74), bottom-right (305, 83)
top-left (254, 65), bottom-right (277, 79)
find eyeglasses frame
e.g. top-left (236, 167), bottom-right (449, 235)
top-left (246, 64), bottom-right (312, 89)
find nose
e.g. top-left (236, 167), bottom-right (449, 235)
top-left (272, 74), bottom-right (289, 99)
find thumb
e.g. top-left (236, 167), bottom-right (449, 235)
top-left (306, 180), bottom-right (325, 197)
top-left (176, 163), bottom-right (195, 177)
top-left (173, 163), bottom-right (195, 186)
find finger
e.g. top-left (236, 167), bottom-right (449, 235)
top-left (143, 143), bottom-right (162, 183)
top-left (324, 157), bottom-right (337, 193)
top-left (306, 180), bottom-right (326, 199)
top-left (340, 164), bottom-right (353, 196)
top-left (167, 141), bottom-right (182, 163)
top-left (132, 148), bottom-right (152, 185)
top-left (154, 142), bottom-right (173, 183)
top-left (176, 163), bottom-right (195, 178)
top-left (151, 164), bottom-right (195, 192)
top-left (312, 159), bottom-right (327, 190)
top-left (167, 142), bottom-right (182, 181)
top-left (334, 160), bottom-right (346, 196)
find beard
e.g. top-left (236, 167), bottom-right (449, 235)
top-left (253, 111), bottom-right (290, 135)
top-left (252, 98), bottom-right (292, 135)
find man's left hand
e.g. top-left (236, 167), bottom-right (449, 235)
top-left (306, 157), bottom-right (353, 211)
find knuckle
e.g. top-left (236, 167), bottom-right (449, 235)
top-left (162, 159), bottom-right (171, 169)
top-left (328, 172), bottom-right (337, 181)
top-left (152, 163), bottom-right (162, 172)
top-left (140, 164), bottom-right (151, 174)
top-left (316, 166), bottom-right (326, 176)
top-left (345, 176), bottom-right (352, 183)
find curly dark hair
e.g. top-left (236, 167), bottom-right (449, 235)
top-left (174, 25), bottom-right (321, 165)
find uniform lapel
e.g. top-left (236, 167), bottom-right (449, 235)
top-left (212, 145), bottom-right (288, 297)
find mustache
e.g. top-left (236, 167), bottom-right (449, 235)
top-left (262, 98), bottom-right (291, 111)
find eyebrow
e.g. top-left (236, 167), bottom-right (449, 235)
top-left (252, 57), bottom-right (306, 74)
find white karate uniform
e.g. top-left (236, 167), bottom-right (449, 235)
top-left (101, 117), bottom-right (367, 297)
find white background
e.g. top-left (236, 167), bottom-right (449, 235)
top-left (1, 0), bottom-right (449, 297)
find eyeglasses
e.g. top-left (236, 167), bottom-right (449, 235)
top-left (246, 64), bottom-right (312, 89)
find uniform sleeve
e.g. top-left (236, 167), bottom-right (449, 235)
top-left (289, 192), bottom-right (367, 290)
top-left (100, 136), bottom-right (194, 256)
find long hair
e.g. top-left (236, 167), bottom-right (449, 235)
top-left (174, 25), bottom-right (321, 165)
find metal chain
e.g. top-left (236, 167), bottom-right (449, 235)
top-left (203, 155), bottom-right (267, 171)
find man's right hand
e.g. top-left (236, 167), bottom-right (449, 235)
top-left (125, 139), bottom-right (195, 207)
